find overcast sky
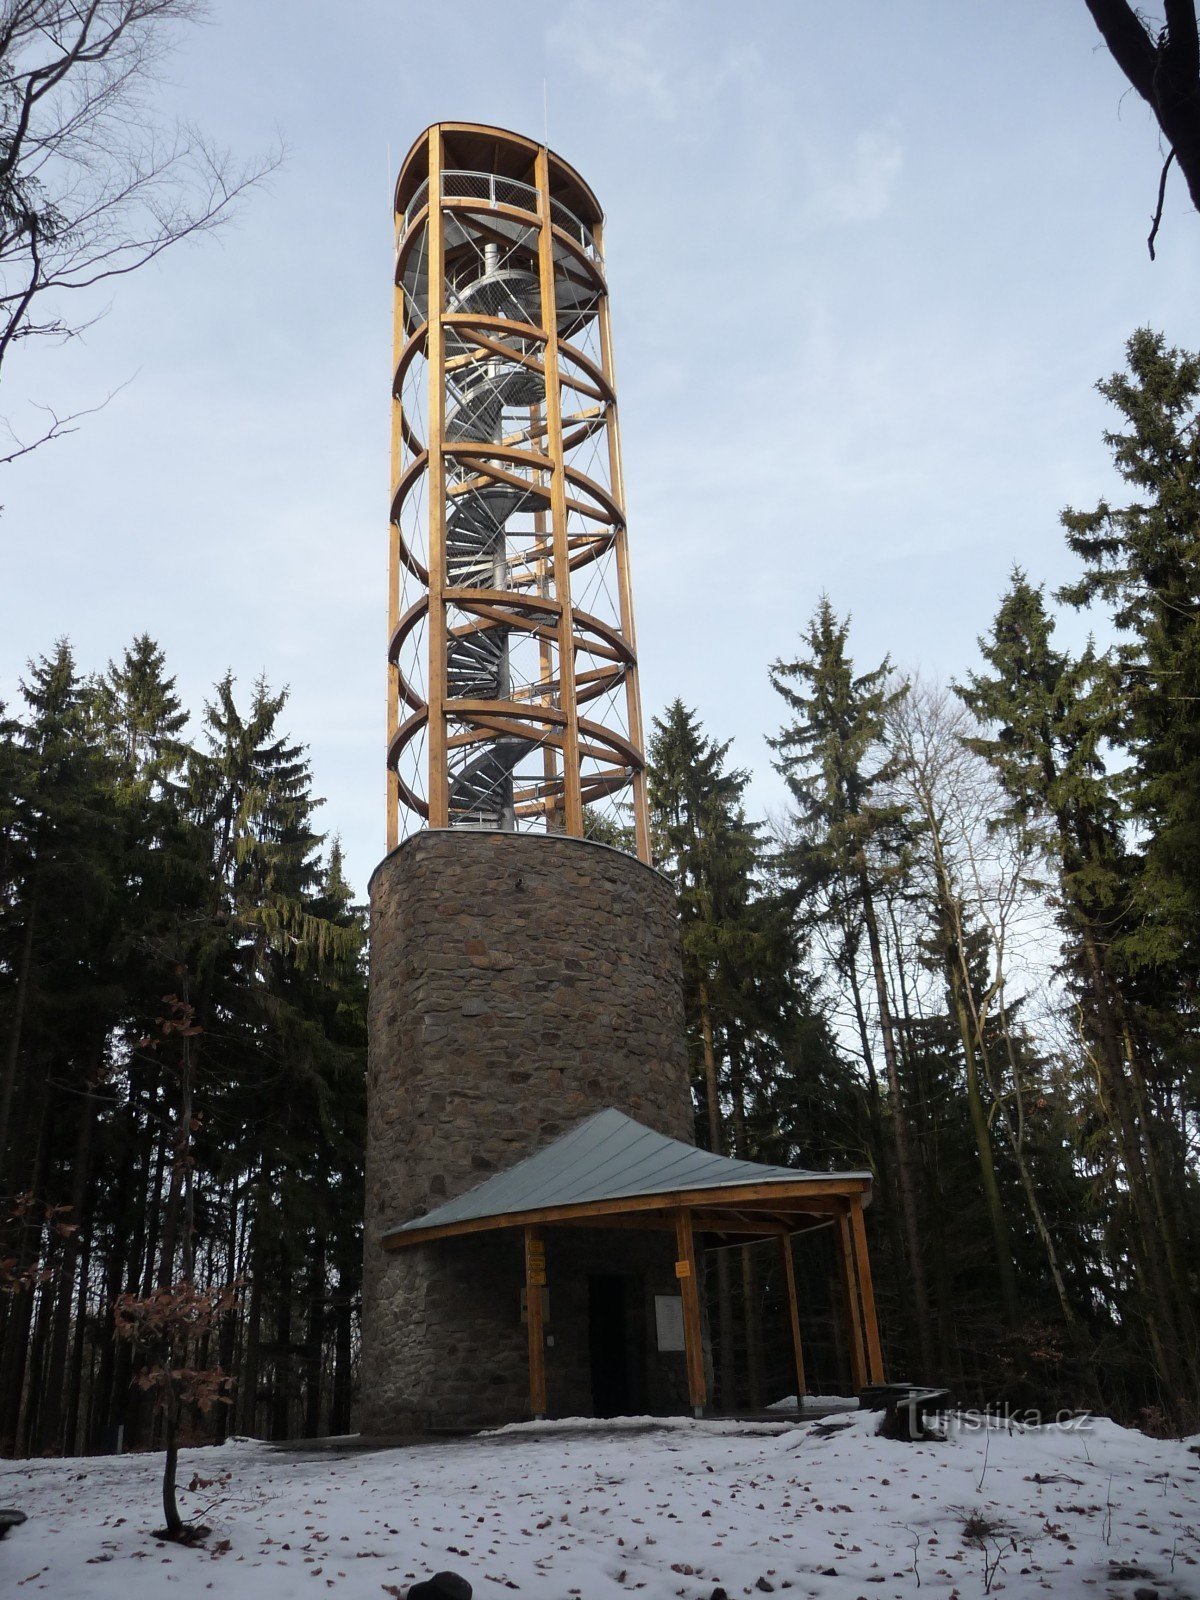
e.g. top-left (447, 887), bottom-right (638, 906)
top-left (3, 1), bottom-right (1197, 898)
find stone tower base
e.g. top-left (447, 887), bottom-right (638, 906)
top-left (360, 831), bottom-right (696, 1433)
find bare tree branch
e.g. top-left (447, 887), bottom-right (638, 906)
top-left (1148, 146), bottom-right (1176, 255)
top-left (1083, 0), bottom-right (1200, 235)
top-left (0, 379), bottom-right (127, 463)
top-left (1084, 0), bottom-right (1160, 97)
top-left (0, 0), bottom-right (280, 466)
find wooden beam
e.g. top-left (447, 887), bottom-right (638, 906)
top-left (553, 1208), bottom-right (792, 1237)
top-left (836, 1210), bottom-right (867, 1393)
top-left (524, 1227), bottom-right (547, 1421)
top-left (849, 1194), bottom-right (885, 1385)
top-left (778, 1234), bottom-right (807, 1402)
top-left (705, 1216), bottom-right (834, 1250)
top-left (674, 1209), bottom-right (707, 1416)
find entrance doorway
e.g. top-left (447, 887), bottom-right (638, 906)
top-left (588, 1275), bottom-right (638, 1416)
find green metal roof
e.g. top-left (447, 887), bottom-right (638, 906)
top-left (384, 1107), bottom-right (872, 1241)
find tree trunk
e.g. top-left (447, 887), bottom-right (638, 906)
top-left (240, 1252), bottom-right (263, 1437)
top-left (944, 955), bottom-right (1020, 1325)
top-left (843, 941), bottom-right (910, 1370)
top-left (857, 865), bottom-right (935, 1377)
top-left (697, 979), bottom-right (736, 1410)
top-left (1076, 920), bottom-right (1194, 1399)
top-left (0, 1088), bottom-right (52, 1452)
top-left (331, 1264), bottom-right (355, 1436)
top-left (159, 1373), bottom-right (183, 1538)
top-left (0, 889), bottom-right (37, 1183)
top-left (157, 1034), bottom-right (195, 1291)
top-left (729, 1048), bottom-right (763, 1409)
top-left (271, 1261), bottom-right (292, 1441)
top-left (38, 1070), bottom-right (97, 1453)
top-left (304, 1244), bottom-right (324, 1438)
top-left (1083, 0), bottom-right (1200, 214)
top-left (64, 1234), bottom-right (92, 1456)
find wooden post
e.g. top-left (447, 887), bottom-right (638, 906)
top-left (524, 1227), bottom-right (547, 1420)
top-left (591, 217), bottom-right (651, 865)
top-left (777, 1234), bottom-right (807, 1404)
top-left (674, 1209), bottom-right (707, 1417)
top-left (387, 215), bottom-right (404, 854)
top-left (534, 144), bottom-right (583, 838)
top-left (849, 1196), bottom-right (885, 1385)
top-left (836, 1211), bottom-right (867, 1393)
top-left (425, 124), bottom-right (449, 827)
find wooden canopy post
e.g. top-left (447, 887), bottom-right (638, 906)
top-left (836, 1210), bottom-right (867, 1393)
top-left (674, 1209), bottom-right (707, 1417)
top-left (849, 1195), bottom-right (885, 1385)
top-left (777, 1234), bottom-right (807, 1403)
top-left (524, 1227), bottom-right (547, 1420)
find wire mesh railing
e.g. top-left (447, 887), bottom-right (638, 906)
top-left (399, 170), bottom-right (601, 260)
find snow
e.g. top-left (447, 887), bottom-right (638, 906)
top-left (2, 1411), bottom-right (1198, 1599)
top-left (767, 1397), bottom-right (859, 1414)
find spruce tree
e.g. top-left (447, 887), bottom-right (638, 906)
top-left (769, 599), bottom-right (934, 1377)
top-left (647, 700), bottom-right (757, 1406)
top-left (1060, 331), bottom-right (1200, 982)
top-left (958, 570), bottom-right (1198, 1417)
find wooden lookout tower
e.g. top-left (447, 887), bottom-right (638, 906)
top-left (361, 123), bottom-right (884, 1432)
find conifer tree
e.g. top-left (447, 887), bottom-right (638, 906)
top-left (1060, 331), bottom-right (1200, 993)
top-left (647, 700), bottom-right (757, 1406)
top-left (769, 599), bottom-right (934, 1377)
top-left (958, 570), bottom-right (1198, 1415)
top-left (1058, 332), bottom-right (1200, 1408)
top-left (0, 643), bottom-right (122, 1452)
top-left (0, 638), bottom-right (368, 1459)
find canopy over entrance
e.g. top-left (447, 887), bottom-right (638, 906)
top-left (383, 1108), bottom-right (884, 1418)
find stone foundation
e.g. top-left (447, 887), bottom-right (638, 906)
top-left (361, 830), bottom-right (695, 1433)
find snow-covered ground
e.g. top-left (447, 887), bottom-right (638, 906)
top-left (2, 1409), bottom-right (1197, 1599)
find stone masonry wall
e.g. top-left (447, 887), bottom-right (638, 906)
top-left (360, 830), bottom-right (695, 1433)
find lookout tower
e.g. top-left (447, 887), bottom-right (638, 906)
top-left (361, 123), bottom-right (884, 1434)
top-left (383, 121), bottom-right (648, 855)
top-left (361, 122), bottom-right (697, 1432)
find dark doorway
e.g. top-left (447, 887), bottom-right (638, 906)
top-left (588, 1275), bottom-right (633, 1416)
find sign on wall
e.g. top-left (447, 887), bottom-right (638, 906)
top-left (654, 1294), bottom-right (685, 1352)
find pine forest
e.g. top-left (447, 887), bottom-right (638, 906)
top-left (2, 329), bottom-right (1199, 1456)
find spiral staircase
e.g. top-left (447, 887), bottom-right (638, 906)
top-left (442, 244), bottom-right (550, 829)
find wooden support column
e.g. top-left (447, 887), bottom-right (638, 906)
top-left (849, 1195), bottom-right (885, 1385)
top-left (524, 1227), bottom-right (547, 1421)
top-left (591, 217), bottom-right (651, 865)
top-left (534, 144), bottom-right (583, 837)
top-left (425, 125), bottom-right (450, 827)
top-left (777, 1234), bottom-right (807, 1403)
top-left (387, 221), bottom-right (405, 854)
top-left (674, 1209), bottom-right (707, 1417)
top-left (836, 1210), bottom-right (867, 1393)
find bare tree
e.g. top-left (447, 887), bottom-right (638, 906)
top-left (1, 0), bottom-right (280, 463)
top-left (887, 682), bottom-right (1078, 1329)
top-left (1082, 2), bottom-right (1200, 254)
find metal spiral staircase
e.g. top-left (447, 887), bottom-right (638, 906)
top-left (443, 243), bottom-right (550, 829)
